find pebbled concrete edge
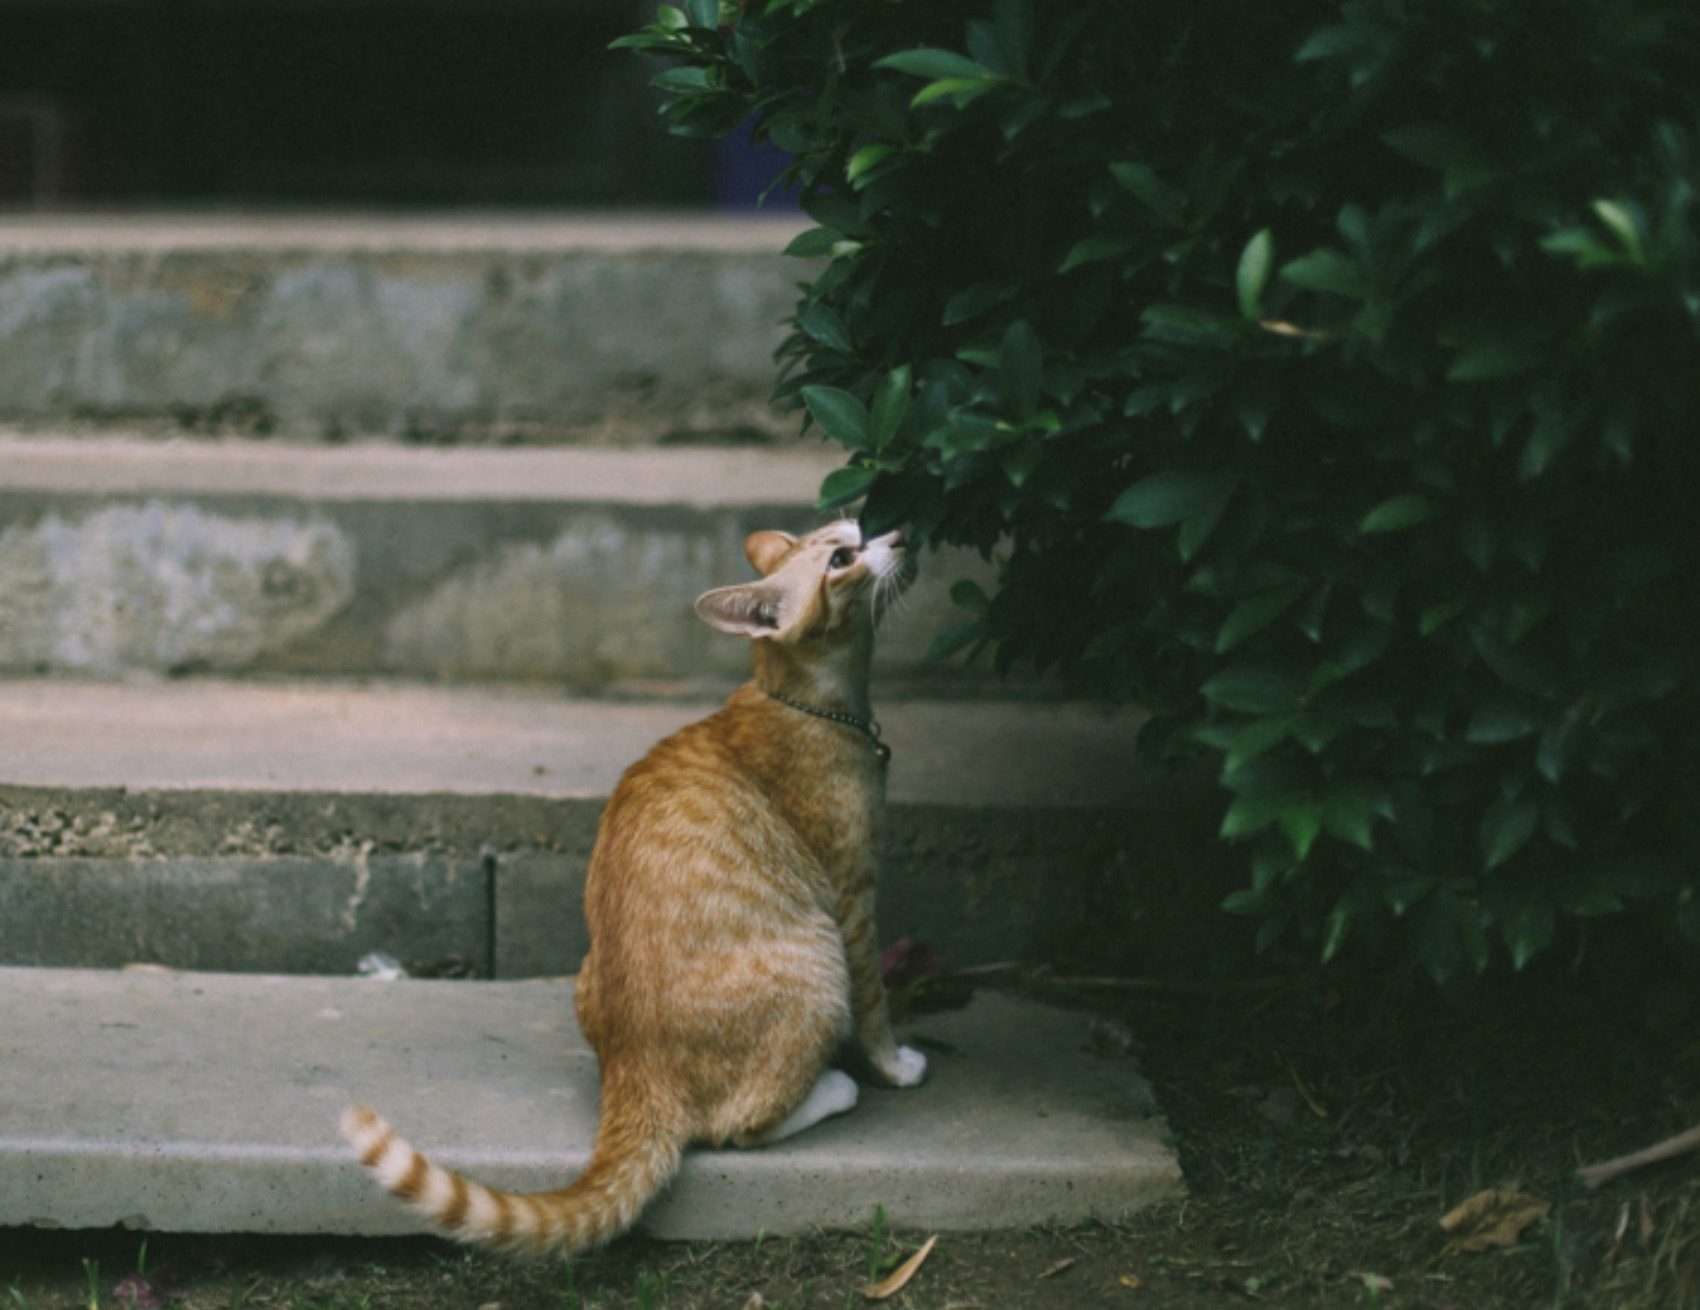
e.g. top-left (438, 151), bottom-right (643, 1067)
top-left (0, 968), bottom-right (1181, 1238)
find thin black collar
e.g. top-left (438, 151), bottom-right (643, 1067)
top-left (765, 689), bottom-right (891, 766)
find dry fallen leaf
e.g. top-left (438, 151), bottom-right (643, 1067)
top-left (1354, 1273), bottom-right (1393, 1293)
top-left (741, 1295), bottom-right (766, 1310)
top-left (1439, 1190), bottom-right (1551, 1252)
top-left (863, 1235), bottom-right (938, 1301)
top-left (1118, 1274), bottom-right (1143, 1289)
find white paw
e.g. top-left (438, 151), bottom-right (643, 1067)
top-left (813, 1068), bottom-right (862, 1117)
top-left (883, 1045), bottom-right (928, 1088)
top-left (756, 1068), bottom-right (861, 1145)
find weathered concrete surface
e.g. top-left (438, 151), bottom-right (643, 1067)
top-left (0, 213), bottom-right (812, 440)
top-left (0, 680), bottom-right (1239, 978)
top-left (0, 437), bottom-right (996, 682)
top-left (0, 854), bottom-right (491, 978)
top-left (0, 797), bottom-right (1234, 981)
top-left (0, 967), bottom-right (1181, 1237)
top-left (0, 680), bottom-right (1153, 805)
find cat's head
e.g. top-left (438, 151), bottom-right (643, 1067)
top-left (694, 522), bottom-right (913, 644)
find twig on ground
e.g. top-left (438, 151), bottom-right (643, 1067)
top-left (1577, 1122), bottom-right (1700, 1189)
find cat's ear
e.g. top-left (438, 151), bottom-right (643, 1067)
top-left (695, 582), bottom-right (786, 638)
top-left (743, 531), bottom-right (797, 576)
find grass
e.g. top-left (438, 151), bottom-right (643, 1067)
top-left (5, 918), bottom-right (1700, 1307)
top-left (860, 1206), bottom-right (886, 1286)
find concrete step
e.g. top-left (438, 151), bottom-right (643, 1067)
top-left (0, 678), bottom-right (1216, 980)
top-left (0, 212), bottom-right (811, 442)
top-left (0, 966), bottom-right (1181, 1237)
top-left (0, 434), bottom-right (997, 684)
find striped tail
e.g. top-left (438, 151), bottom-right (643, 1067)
top-left (340, 1100), bottom-right (683, 1256)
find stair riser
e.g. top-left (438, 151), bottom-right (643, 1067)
top-left (0, 245), bottom-right (800, 439)
top-left (0, 787), bottom-right (1234, 981)
top-left (0, 490), bottom-right (991, 683)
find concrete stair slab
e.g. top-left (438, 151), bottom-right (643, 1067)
top-left (0, 679), bottom-right (1222, 980)
top-left (0, 212), bottom-right (810, 441)
top-left (0, 678), bottom-right (1149, 805)
top-left (0, 434), bottom-right (996, 683)
top-left (0, 966), bottom-right (1181, 1238)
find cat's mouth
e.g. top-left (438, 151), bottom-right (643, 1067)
top-left (860, 530), bottom-right (915, 625)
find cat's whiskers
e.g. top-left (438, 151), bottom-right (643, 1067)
top-left (868, 555), bottom-right (915, 630)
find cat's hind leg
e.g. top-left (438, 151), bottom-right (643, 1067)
top-left (741, 1069), bottom-right (859, 1147)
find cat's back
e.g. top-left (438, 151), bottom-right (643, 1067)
top-left (587, 689), bottom-right (822, 898)
top-left (603, 693), bottom-right (768, 824)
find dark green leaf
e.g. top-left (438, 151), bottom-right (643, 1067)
top-left (1593, 199), bottom-right (1645, 264)
top-left (1480, 797), bottom-right (1539, 870)
top-left (1084, 620), bottom-right (1138, 661)
top-left (942, 280), bottom-right (1019, 325)
top-left (652, 67), bottom-right (711, 93)
top-left (1419, 596), bottom-right (1471, 636)
top-left (1140, 303), bottom-right (1244, 340)
top-left (1321, 784), bottom-right (1380, 851)
top-left (1446, 340), bottom-right (1542, 382)
top-left (1381, 123), bottom-right (1501, 194)
top-left (1236, 229), bottom-right (1275, 320)
top-left (1109, 161), bottom-right (1186, 226)
top-left (1359, 493), bottom-right (1439, 534)
top-left (1279, 802), bottom-right (1324, 860)
top-left (801, 385), bottom-right (871, 450)
top-left (1176, 482), bottom-right (1235, 562)
top-left (1201, 667), bottom-right (1305, 714)
top-left (874, 48), bottom-right (996, 81)
top-left (1216, 585), bottom-right (1307, 654)
top-left (1220, 791), bottom-right (1299, 841)
top-left (1473, 628), bottom-right (1563, 700)
top-left (800, 193), bottom-right (865, 236)
top-left (1321, 901), bottom-right (1353, 963)
top-left (949, 578), bottom-right (991, 614)
top-left (1295, 22), bottom-right (1372, 63)
top-left (869, 366), bottom-right (912, 452)
top-left (846, 144), bottom-right (896, 186)
top-left (1221, 716), bottom-right (1295, 772)
top-left (1497, 890), bottom-right (1556, 970)
top-left (925, 412), bottom-right (1010, 459)
top-left (1411, 892), bottom-right (1465, 984)
top-left (784, 227), bottom-right (841, 259)
top-left (816, 465), bottom-right (877, 512)
top-left (1550, 872), bottom-right (1623, 919)
top-left (911, 77), bottom-right (1001, 109)
top-left (1280, 248), bottom-right (1365, 299)
top-left (1059, 235), bottom-right (1136, 273)
top-left (1000, 440), bottom-right (1045, 487)
top-left (1221, 887), bottom-right (1280, 915)
top-left (1381, 874), bottom-right (1437, 916)
top-left (1465, 701), bottom-right (1542, 744)
top-left (797, 302), bottom-right (855, 352)
top-left (1106, 471), bottom-right (1234, 529)
top-left (1000, 320), bottom-right (1043, 422)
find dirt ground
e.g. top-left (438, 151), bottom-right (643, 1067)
top-left (7, 925), bottom-right (1700, 1310)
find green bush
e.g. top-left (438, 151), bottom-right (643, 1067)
top-left (621, 0), bottom-right (1700, 978)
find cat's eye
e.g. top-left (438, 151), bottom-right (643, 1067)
top-left (829, 547), bottom-right (857, 569)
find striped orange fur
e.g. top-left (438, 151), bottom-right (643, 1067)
top-left (342, 522), bottom-right (927, 1255)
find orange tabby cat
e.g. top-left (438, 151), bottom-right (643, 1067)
top-left (342, 521), bottom-right (926, 1254)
